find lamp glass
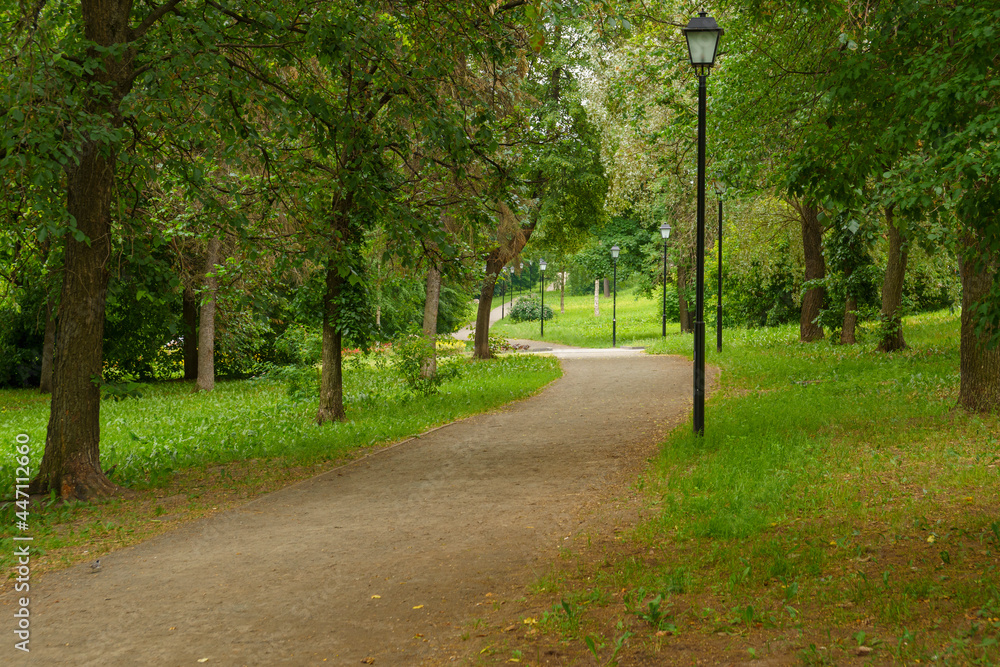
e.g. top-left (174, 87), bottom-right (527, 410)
top-left (610, 245), bottom-right (620, 259)
top-left (660, 222), bottom-right (671, 240)
top-left (539, 259), bottom-right (547, 271)
top-left (682, 13), bottom-right (723, 71)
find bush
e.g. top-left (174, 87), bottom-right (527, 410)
top-left (392, 333), bottom-right (464, 395)
top-left (509, 296), bottom-right (554, 323)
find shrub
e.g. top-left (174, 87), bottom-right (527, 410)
top-left (509, 296), bottom-right (554, 323)
top-left (392, 333), bottom-right (464, 395)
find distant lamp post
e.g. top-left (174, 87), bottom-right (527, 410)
top-left (539, 259), bottom-right (547, 337)
top-left (611, 245), bottom-right (620, 347)
top-left (683, 11), bottom-right (723, 436)
top-left (501, 267), bottom-right (507, 319)
top-left (712, 175), bottom-right (727, 353)
top-left (660, 222), bottom-right (672, 337)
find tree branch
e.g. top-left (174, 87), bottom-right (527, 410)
top-left (132, 0), bottom-right (184, 41)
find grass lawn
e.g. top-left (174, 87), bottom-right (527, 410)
top-left (492, 286), bottom-right (680, 348)
top-left (492, 309), bottom-right (1000, 665)
top-left (0, 353), bottom-right (560, 580)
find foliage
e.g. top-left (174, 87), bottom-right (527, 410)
top-left (391, 333), bottom-right (463, 395)
top-left (509, 296), bottom-right (554, 323)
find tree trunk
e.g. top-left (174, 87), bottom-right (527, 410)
top-left (603, 277), bottom-right (610, 298)
top-left (473, 253), bottom-right (503, 360)
top-left (182, 285), bottom-right (198, 380)
top-left (560, 268), bottom-right (565, 314)
top-left (877, 206), bottom-right (908, 352)
top-left (420, 262), bottom-right (441, 379)
top-left (31, 0), bottom-right (135, 499)
top-left (594, 279), bottom-right (599, 316)
top-left (678, 264), bottom-right (693, 332)
top-left (317, 265), bottom-right (346, 423)
top-left (195, 237), bottom-right (220, 392)
top-left (798, 200), bottom-right (826, 342)
top-left (958, 230), bottom-right (1000, 412)
top-left (39, 299), bottom-right (56, 394)
top-left (841, 294), bottom-right (858, 345)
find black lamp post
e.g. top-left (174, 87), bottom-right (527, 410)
top-left (712, 175), bottom-right (727, 353)
top-left (683, 11), bottom-right (723, 436)
top-left (500, 268), bottom-right (506, 319)
top-left (660, 222), bottom-right (672, 337)
top-left (539, 259), bottom-right (547, 337)
top-left (611, 245), bottom-right (620, 347)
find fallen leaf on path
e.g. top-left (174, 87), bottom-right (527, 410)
top-left (413, 605), bottom-right (424, 609)
top-left (371, 595), bottom-right (381, 599)
top-left (361, 658), bottom-right (375, 664)
top-left (197, 660), bottom-right (209, 664)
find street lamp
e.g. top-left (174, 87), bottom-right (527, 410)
top-left (610, 245), bottom-right (620, 347)
top-left (659, 223), bottom-right (672, 337)
top-left (539, 259), bottom-right (547, 337)
top-left (500, 267), bottom-right (506, 319)
top-left (712, 174), bottom-right (727, 353)
top-left (683, 11), bottom-right (723, 436)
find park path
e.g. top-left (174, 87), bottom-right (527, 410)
top-left (3, 346), bottom-right (697, 666)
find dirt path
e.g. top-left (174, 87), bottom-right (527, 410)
top-left (3, 349), bottom-right (695, 666)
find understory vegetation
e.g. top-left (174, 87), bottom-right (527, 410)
top-left (490, 311), bottom-right (1000, 665)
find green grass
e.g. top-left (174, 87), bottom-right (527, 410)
top-left (0, 353), bottom-right (561, 578)
top-left (507, 310), bottom-right (1000, 665)
top-left (0, 353), bottom-right (561, 491)
top-left (493, 287), bottom-right (678, 348)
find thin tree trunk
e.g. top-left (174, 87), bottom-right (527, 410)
top-left (594, 279), bottom-right (599, 316)
top-left (39, 299), bottom-right (56, 394)
top-left (678, 264), bottom-right (693, 332)
top-left (420, 262), bottom-right (441, 379)
top-left (841, 295), bottom-right (858, 345)
top-left (317, 265), bottom-right (346, 423)
top-left (603, 277), bottom-right (610, 298)
top-left (195, 238), bottom-right (220, 393)
top-left (560, 268), bottom-right (565, 314)
top-left (878, 206), bottom-right (908, 352)
top-left (958, 230), bottom-right (1000, 412)
top-left (798, 200), bottom-right (826, 342)
top-left (182, 286), bottom-right (198, 380)
top-left (473, 252), bottom-right (503, 359)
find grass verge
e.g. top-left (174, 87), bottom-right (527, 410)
top-left (0, 354), bottom-right (561, 585)
top-left (476, 311), bottom-right (1000, 665)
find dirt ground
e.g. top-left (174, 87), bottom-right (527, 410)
top-left (2, 347), bottom-right (701, 666)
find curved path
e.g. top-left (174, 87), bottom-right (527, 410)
top-left (4, 348), bottom-right (696, 666)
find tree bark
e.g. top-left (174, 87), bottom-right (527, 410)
top-left (678, 263), bottom-right (693, 332)
top-left (560, 268), bottom-right (565, 314)
top-left (39, 299), bottom-right (56, 394)
top-left (877, 206), bottom-right (908, 352)
top-left (31, 0), bottom-right (135, 498)
top-left (473, 252), bottom-right (504, 359)
top-left (195, 237), bottom-right (220, 392)
top-left (798, 200), bottom-right (826, 342)
top-left (603, 277), bottom-right (610, 298)
top-left (420, 262), bottom-right (441, 379)
top-left (317, 265), bottom-right (346, 423)
top-left (958, 230), bottom-right (1000, 412)
top-left (841, 294), bottom-right (858, 345)
top-left (182, 285), bottom-right (198, 380)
